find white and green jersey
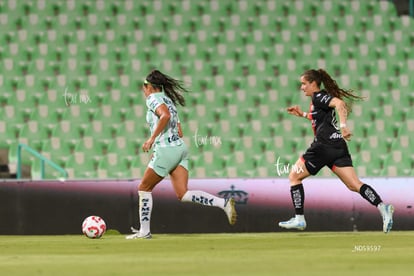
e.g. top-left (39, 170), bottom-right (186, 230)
top-left (146, 92), bottom-right (183, 147)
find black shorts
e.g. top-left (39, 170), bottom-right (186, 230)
top-left (301, 141), bottom-right (353, 175)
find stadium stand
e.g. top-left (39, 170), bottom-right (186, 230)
top-left (0, 0), bottom-right (413, 179)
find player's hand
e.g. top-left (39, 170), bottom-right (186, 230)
top-left (341, 127), bottom-right (352, 141)
top-left (142, 137), bottom-right (155, 152)
top-left (287, 105), bottom-right (303, 117)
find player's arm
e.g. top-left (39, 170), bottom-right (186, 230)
top-left (329, 97), bottom-right (352, 141)
top-left (142, 104), bottom-right (171, 152)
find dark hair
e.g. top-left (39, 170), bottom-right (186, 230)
top-left (145, 70), bottom-right (188, 106)
top-left (302, 68), bottom-right (363, 113)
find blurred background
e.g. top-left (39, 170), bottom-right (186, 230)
top-left (0, 0), bottom-right (413, 180)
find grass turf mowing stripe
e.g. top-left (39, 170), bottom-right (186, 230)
top-left (0, 232), bottom-right (413, 276)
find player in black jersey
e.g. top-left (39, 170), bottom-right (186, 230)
top-left (278, 69), bottom-right (394, 233)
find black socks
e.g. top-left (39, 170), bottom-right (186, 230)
top-left (290, 183), bottom-right (381, 216)
top-left (359, 184), bottom-right (382, 206)
top-left (291, 184), bottom-right (305, 215)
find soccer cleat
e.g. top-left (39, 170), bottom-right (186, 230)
top-left (278, 217), bottom-right (307, 230)
top-left (380, 204), bottom-right (394, 233)
top-left (125, 227), bottom-right (152, 240)
top-left (224, 198), bottom-right (237, 225)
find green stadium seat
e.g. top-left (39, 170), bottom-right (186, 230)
top-left (364, 0), bottom-right (398, 17)
top-left (399, 152), bottom-right (414, 176)
top-left (0, 0), bottom-right (412, 178)
top-left (65, 154), bottom-right (99, 179)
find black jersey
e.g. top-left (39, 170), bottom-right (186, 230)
top-left (308, 90), bottom-right (344, 146)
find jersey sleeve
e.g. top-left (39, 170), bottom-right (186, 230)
top-left (146, 94), bottom-right (164, 113)
top-left (312, 91), bottom-right (333, 110)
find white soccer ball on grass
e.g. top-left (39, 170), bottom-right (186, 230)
top-left (82, 215), bottom-right (106, 239)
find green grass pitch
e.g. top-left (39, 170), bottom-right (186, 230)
top-left (1, 231), bottom-right (413, 276)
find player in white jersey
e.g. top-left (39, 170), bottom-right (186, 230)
top-left (126, 70), bottom-right (237, 239)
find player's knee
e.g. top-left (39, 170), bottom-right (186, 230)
top-left (288, 170), bottom-right (300, 183)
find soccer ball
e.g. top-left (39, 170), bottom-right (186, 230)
top-left (82, 216), bottom-right (106, 239)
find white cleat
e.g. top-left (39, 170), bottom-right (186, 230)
top-left (125, 227), bottom-right (152, 240)
top-left (224, 198), bottom-right (237, 225)
top-left (379, 204), bottom-right (394, 233)
top-left (278, 217), bottom-right (307, 230)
